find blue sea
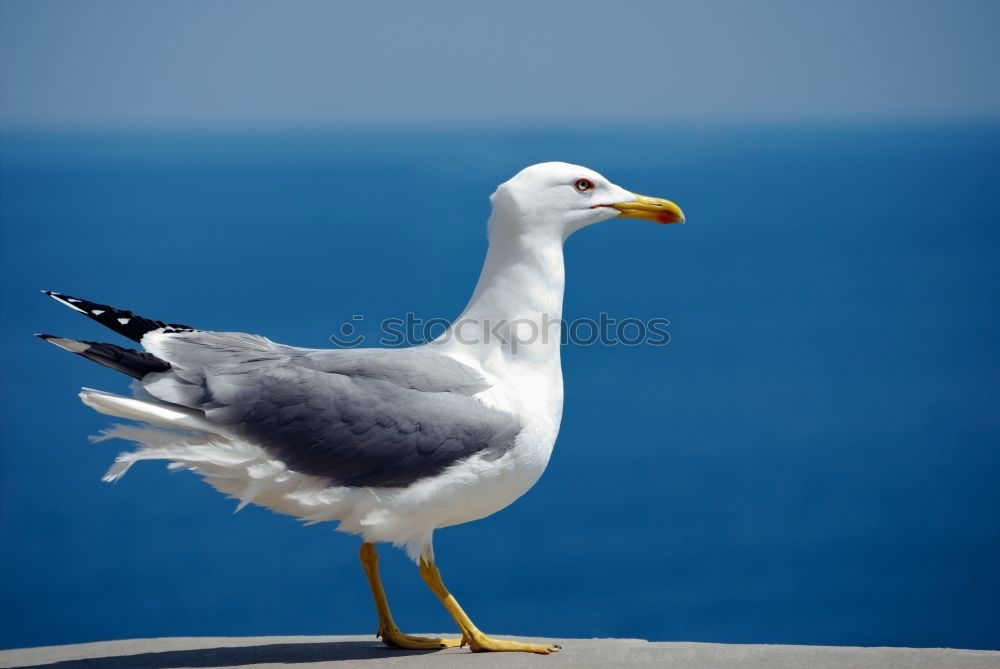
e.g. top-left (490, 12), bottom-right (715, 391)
top-left (1, 124), bottom-right (998, 651)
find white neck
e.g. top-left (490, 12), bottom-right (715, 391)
top-left (433, 214), bottom-right (566, 379)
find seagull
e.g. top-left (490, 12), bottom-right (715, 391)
top-left (37, 162), bottom-right (684, 655)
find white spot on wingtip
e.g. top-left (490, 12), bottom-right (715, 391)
top-left (51, 295), bottom-right (88, 313)
top-left (67, 298), bottom-right (81, 303)
top-left (92, 309), bottom-right (105, 315)
top-left (117, 317), bottom-right (130, 325)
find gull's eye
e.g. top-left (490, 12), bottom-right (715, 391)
top-left (574, 178), bottom-right (595, 193)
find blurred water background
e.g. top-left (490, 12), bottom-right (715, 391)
top-left (1, 123), bottom-right (998, 650)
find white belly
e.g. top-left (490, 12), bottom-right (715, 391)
top-left (342, 412), bottom-right (559, 558)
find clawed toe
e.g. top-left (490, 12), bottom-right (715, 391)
top-left (466, 633), bottom-right (561, 654)
top-left (380, 628), bottom-right (560, 654)
top-left (378, 626), bottom-right (461, 650)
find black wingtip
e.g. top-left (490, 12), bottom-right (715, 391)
top-left (36, 333), bottom-right (169, 378)
top-left (38, 290), bottom-right (195, 343)
top-left (43, 290), bottom-right (92, 314)
top-left (35, 333), bottom-right (91, 353)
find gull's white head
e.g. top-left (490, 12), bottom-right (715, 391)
top-left (488, 162), bottom-right (684, 241)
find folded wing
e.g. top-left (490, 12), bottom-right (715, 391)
top-left (141, 331), bottom-right (520, 488)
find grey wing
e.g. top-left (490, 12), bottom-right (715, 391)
top-left (140, 331), bottom-right (520, 488)
top-left (297, 346), bottom-right (493, 395)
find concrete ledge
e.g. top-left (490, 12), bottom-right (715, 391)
top-left (1, 635), bottom-right (997, 668)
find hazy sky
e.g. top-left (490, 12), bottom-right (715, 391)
top-left (1, 0), bottom-right (997, 128)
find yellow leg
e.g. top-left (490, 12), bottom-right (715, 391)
top-left (359, 542), bottom-right (462, 650)
top-left (418, 556), bottom-right (561, 654)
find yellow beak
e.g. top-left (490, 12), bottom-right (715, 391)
top-left (611, 194), bottom-right (685, 224)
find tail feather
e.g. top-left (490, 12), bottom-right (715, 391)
top-left (79, 388), bottom-right (227, 434)
top-left (36, 334), bottom-right (170, 379)
top-left (43, 290), bottom-right (194, 343)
